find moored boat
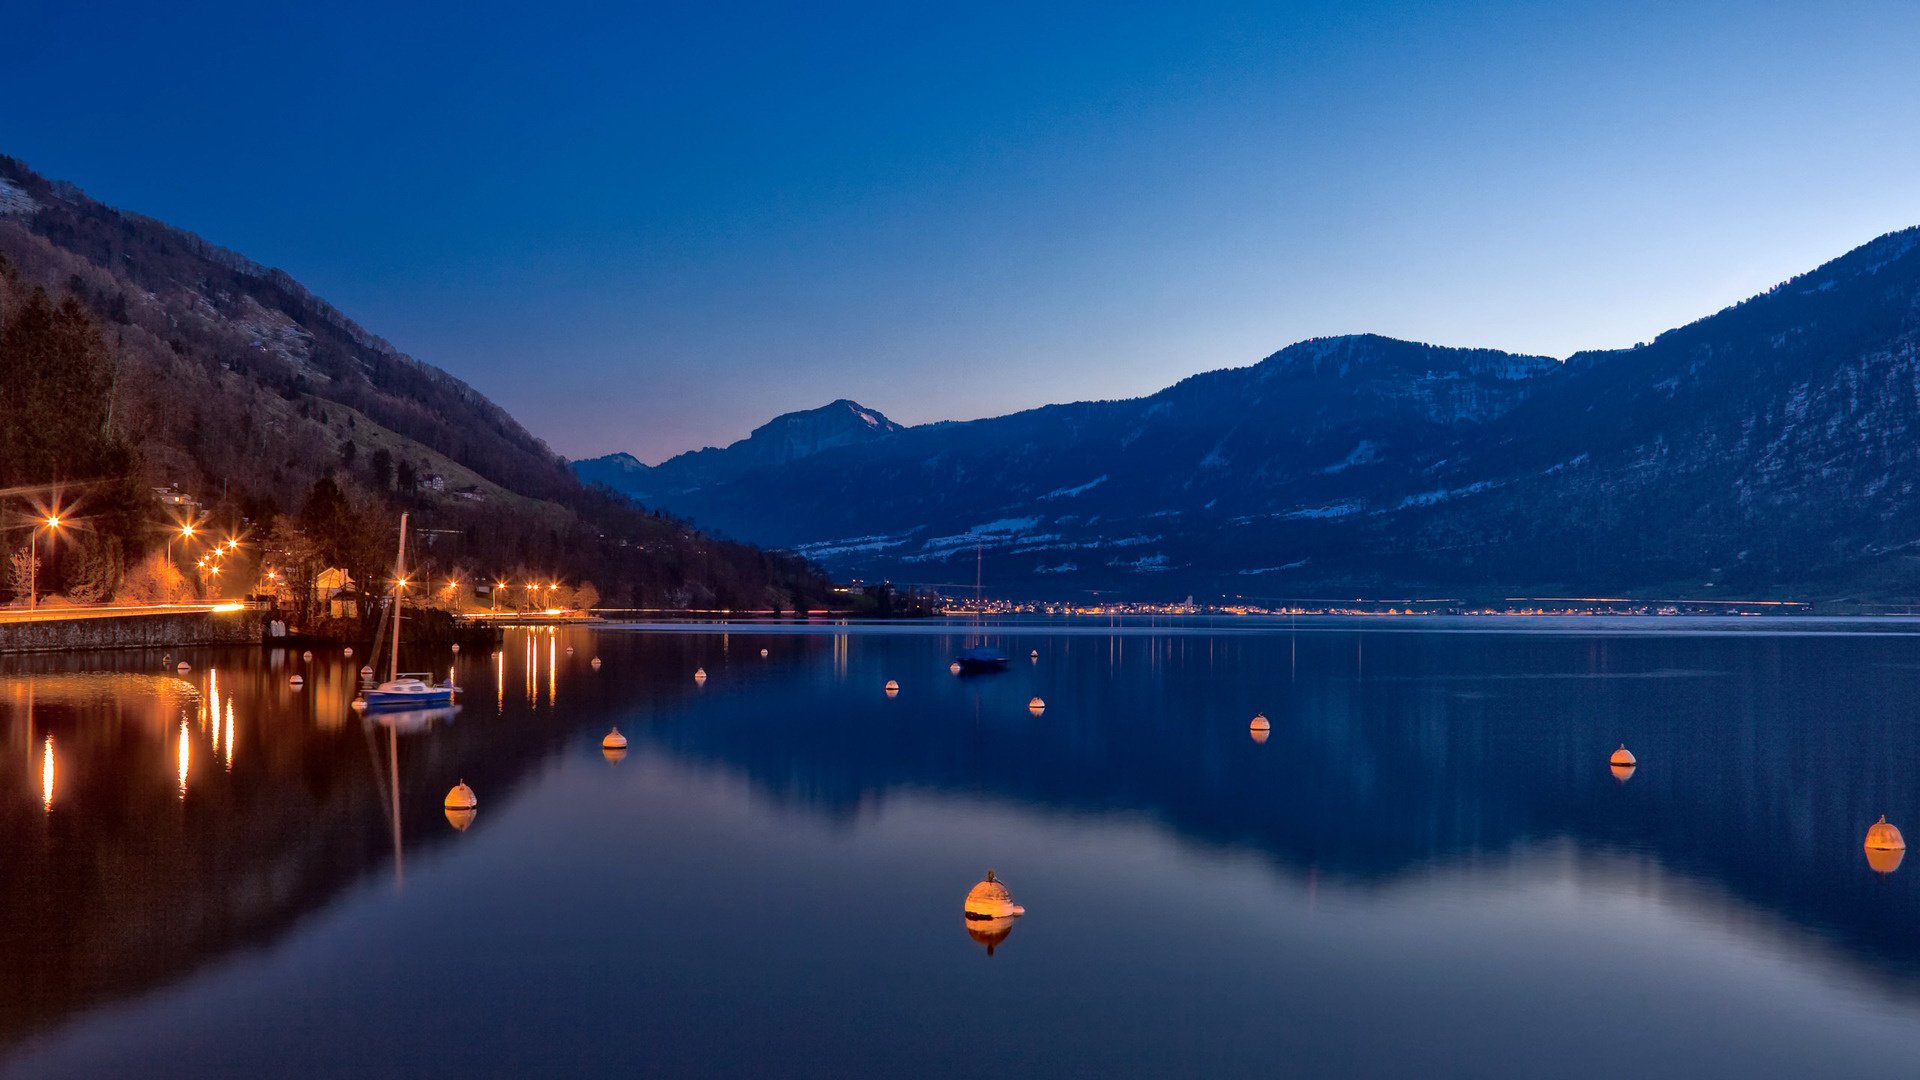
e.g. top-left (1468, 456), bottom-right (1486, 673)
top-left (354, 512), bottom-right (459, 713)
top-left (955, 645), bottom-right (1010, 672)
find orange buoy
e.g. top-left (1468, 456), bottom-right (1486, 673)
top-left (1027, 696), bottom-right (1046, 715)
top-left (343, 646), bottom-right (353, 658)
top-left (694, 667), bottom-right (707, 683)
top-left (289, 675), bottom-right (304, 688)
top-left (602, 728), bottom-right (628, 751)
top-left (1250, 713), bottom-right (1271, 731)
top-left (1609, 744), bottom-right (1636, 767)
top-left (1866, 816), bottom-right (1905, 874)
top-left (1866, 815), bottom-right (1905, 851)
top-left (590, 657), bottom-right (602, 669)
top-left (964, 870), bottom-right (1027, 921)
top-left (949, 662), bottom-right (962, 675)
top-left (445, 781), bottom-right (478, 811)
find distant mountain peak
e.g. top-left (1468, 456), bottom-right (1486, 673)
top-left (755, 399), bottom-right (901, 437)
top-left (573, 398), bottom-right (905, 502)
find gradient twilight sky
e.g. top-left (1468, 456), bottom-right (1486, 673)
top-left (3, 2), bottom-right (1917, 461)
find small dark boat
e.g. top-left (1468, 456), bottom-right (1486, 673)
top-left (955, 645), bottom-right (1011, 673)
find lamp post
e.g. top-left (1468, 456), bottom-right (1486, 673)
top-left (29, 515), bottom-right (61, 611)
top-left (168, 522), bottom-right (196, 563)
top-left (494, 581), bottom-right (506, 613)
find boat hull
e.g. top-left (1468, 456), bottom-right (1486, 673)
top-left (361, 687), bottom-right (456, 710)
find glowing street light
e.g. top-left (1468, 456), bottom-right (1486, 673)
top-left (168, 521), bottom-right (199, 562)
top-left (28, 514), bottom-right (62, 611)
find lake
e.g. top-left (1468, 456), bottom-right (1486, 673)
top-left (4, 618), bottom-right (1920, 1078)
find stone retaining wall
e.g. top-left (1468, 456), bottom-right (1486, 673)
top-left (0, 610), bottom-right (266, 654)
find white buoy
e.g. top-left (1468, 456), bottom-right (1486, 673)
top-left (343, 646), bottom-right (353, 658)
top-left (590, 657), bottom-right (602, 669)
top-left (694, 667), bottom-right (708, 683)
top-left (289, 675), bottom-right (304, 688)
top-left (884, 679), bottom-right (900, 697)
top-left (760, 648), bottom-right (769, 658)
top-left (361, 665), bottom-right (374, 678)
top-left (445, 781), bottom-right (478, 811)
top-left (452, 643), bottom-right (461, 654)
top-left (1030, 649), bottom-right (1039, 660)
top-left (1028, 696), bottom-right (1046, 714)
top-left (566, 646), bottom-right (574, 654)
top-left (303, 650), bottom-right (314, 661)
top-left (177, 662), bottom-right (191, 674)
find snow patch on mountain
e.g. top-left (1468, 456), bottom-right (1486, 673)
top-left (1042, 475), bottom-right (1107, 499)
top-left (1239, 560), bottom-right (1310, 575)
top-left (0, 178), bottom-right (37, 216)
top-left (1389, 479), bottom-right (1500, 511)
top-left (1285, 502), bottom-right (1363, 520)
top-left (794, 532), bottom-right (916, 559)
top-left (1321, 440), bottom-right (1379, 474)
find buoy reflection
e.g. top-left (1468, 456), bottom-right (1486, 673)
top-left (40, 735), bottom-right (53, 811)
top-left (965, 915), bottom-right (1016, 957)
top-left (1611, 763), bottom-right (1636, 783)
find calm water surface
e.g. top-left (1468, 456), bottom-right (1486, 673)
top-left (5, 619), bottom-right (1920, 1078)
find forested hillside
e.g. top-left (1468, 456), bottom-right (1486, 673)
top-left (0, 156), bottom-right (832, 613)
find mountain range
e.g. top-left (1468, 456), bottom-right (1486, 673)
top-left (577, 227), bottom-right (1920, 602)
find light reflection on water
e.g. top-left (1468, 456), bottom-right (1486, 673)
top-left (2, 623), bottom-right (1920, 1077)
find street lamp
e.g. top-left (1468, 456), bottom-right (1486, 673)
top-left (29, 515), bottom-right (61, 611)
top-left (168, 522), bottom-right (196, 562)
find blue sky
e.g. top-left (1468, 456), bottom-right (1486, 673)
top-left (4, 1), bottom-right (1917, 460)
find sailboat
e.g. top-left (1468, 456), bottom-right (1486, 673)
top-left (357, 512), bottom-right (458, 711)
top-left (955, 543), bottom-right (1009, 673)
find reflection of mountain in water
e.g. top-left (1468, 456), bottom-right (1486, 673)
top-left (626, 629), bottom-right (1920, 991)
top-left (5, 627), bottom-right (1920, 1053)
top-left (0, 641), bottom-right (606, 1051)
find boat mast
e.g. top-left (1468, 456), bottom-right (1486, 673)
top-left (389, 512), bottom-right (409, 682)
